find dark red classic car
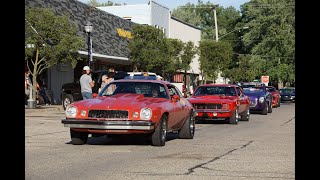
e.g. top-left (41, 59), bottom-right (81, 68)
top-left (61, 80), bottom-right (195, 146)
top-left (188, 84), bottom-right (250, 124)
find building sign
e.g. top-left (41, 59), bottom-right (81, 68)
top-left (116, 28), bottom-right (132, 39)
top-left (261, 76), bottom-right (269, 83)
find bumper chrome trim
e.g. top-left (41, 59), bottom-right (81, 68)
top-left (61, 119), bottom-right (155, 130)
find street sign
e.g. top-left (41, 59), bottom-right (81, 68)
top-left (261, 76), bottom-right (269, 83)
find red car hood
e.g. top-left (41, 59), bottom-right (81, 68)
top-left (188, 95), bottom-right (237, 104)
top-left (72, 93), bottom-right (167, 110)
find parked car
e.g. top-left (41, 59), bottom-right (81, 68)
top-left (123, 72), bottom-right (157, 80)
top-left (61, 79), bottom-right (195, 146)
top-left (242, 86), bottom-right (273, 115)
top-left (255, 86), bottom-right (281, 108)
top-left (279, 87), bottom-right (295, 102)
top-left (187, 84), bottom-right (250, 124)
top-left (61, 70), bottom-right (129, 110)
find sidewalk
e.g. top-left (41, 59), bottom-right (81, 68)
top-left (25, 105), bottom-right (64, 114)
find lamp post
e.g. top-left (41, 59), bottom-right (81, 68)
top-left (84, 22), bottom-right (93, 70)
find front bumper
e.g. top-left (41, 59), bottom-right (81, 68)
top-left (61, 119), bottom-right (155, 130)
top-left (194, 109), bottom-right (232, 120)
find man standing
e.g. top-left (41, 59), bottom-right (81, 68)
top-left (80, 66), bottom-right (95, 100)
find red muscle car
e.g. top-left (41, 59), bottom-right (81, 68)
top-left (61, 80), bottom-right (195, 146)
top-left (188, 84), bottom-right (250, 124)
top-left (267, 86), bottom-right (281, 108)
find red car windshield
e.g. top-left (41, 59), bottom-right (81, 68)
top-left (194, 86), bottom-right (236, 96)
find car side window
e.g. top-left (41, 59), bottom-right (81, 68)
top-left (167, 85), bottom-right (181, 97)
top-left (236, 87), bottom-right (243, 97)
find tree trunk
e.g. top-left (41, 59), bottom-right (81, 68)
top-left (32, 48), bottom-right (39, 105)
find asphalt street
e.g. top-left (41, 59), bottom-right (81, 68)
top-left (25, 103), bottom-right (295, 180)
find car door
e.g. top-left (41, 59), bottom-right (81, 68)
top-left (236, 87), bottom-right (248, 113)
top-left (167, 85), bottom-right (186, 129)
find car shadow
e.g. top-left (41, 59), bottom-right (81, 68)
top-left (65, 132), bottom-right (179, 146)
top-left (195, 120), bottom-right (228, 125)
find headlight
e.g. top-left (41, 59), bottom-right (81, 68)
top-left (259, 97), bottom-right (265, 103)
top-left (140, 108), bottom-right (152, 120)
top-left (66, 106), bottom-right (78, 118)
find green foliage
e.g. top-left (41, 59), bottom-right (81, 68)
top-left (25, 8), bottom-right (84, 100)
top-left (236, 0), bottom-right (295, 84)
top-left (172, 1), bottom-right (241, 40)
top-left (181, 41), bottom-right (197, 71)
top-left (199, 40), bottom-right (233, 82)
top-left (87, 0), bottom-right (121, 7)
top-left (128, 24), bottom-right (168, 76)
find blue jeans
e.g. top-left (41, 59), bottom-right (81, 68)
top-left (82, 92), bottom-right (93, 100)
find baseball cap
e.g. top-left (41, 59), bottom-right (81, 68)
top-left (83, 66), bottom-right (90, 71)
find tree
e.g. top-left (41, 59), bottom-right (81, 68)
top-left (87, 0), bottom-right (121, 7)
top-left (128, 24), bottom-right (168, 76)
top-left (199, 40), bottom-right (232, 84)
top-left (25, 8), bottom-right (84, 104)
top-left (236, 0), bottom-right (295, 87)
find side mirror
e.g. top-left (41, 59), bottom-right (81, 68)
top-left (92, 93), bottom-right (98, 98)
top-left (172, 94), bottom-right (180, 102)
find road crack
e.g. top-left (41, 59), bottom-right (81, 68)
top-left (185, 140), bottom-right (254, 175)
top-left (281, 117), bottom-right (295, 126)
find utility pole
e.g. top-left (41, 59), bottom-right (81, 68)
top-left (212, 5), bottom-right (219, 42)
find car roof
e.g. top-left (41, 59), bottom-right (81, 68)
top-left (112, 79), bottom-right (171, 85)
top-left (198, 84), bottom-right (238, 88)
top-left (127, 72), bottom-right (157, 76)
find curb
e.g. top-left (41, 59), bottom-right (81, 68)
top-left (25, 105), bottom-right (64, 114)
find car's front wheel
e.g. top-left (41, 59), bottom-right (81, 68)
top-left (178, 111), bottom-right (195, 139)
top-left (241, 109), bottom-right (250, 121)
top-left (62, 94), bottom-right (74, 110)
top-left (277, 99), bottom-right (281, 107)
top-left (227, 109), bottom-right (239, 124)
top-left (268, 102), bottom-right (273, 113)
top-left (70, 129), bottom-right (88, 145)
top-left (151, 115), bottom-right (167, 146)
top-left (261, 102), bottom-right (268, 115)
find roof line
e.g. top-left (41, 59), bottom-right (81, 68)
top-left (171, 16), bottom-right (202, 30)
top-left (78, 51), bottom-right (129, 61)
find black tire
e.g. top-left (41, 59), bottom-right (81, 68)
top-left (70, 129), bottom-right (88, 145)
top-left (240, 109), bottom-right (250, 121)
top-left (227, 109), bottom-right (239, 124)
top-left (268, 102), bottom-right (272, 113)
top-left (277, 99), bottom-right (281, 107)
top-left (151, 115), bottom-right (167, 146)
top-left (261, 103), bottom-right (268, 115)
top-left (178, 111), bottom-right (195, 139)
top-left (63, 94), bottom-right (74, 110)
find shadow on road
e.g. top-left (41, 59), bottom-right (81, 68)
top-left (65, 132), bottom-right (179, 146)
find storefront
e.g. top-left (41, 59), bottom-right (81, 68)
top-left (25, 0), bottom-right (136, 104)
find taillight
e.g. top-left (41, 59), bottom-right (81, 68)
top-left (221, 104), bottom-right (229, 110)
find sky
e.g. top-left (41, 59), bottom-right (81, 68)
top-left (78, 0), bottom-right (251, 10)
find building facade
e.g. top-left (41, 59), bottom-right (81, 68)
top-left (25, 0), bottom-right (136, 104)
top-left (97, 0), bottom-right (170, 37)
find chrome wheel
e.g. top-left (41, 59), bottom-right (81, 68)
top-left (235, 109), bottom-right (239, 122)
top-left (161, 119), bottom-right (167, 142)
top-left (190, 113), bottom-right (195, 135)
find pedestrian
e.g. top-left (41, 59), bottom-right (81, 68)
top-left (80, 66), bottom-right (95, 100)
top-left (98, 73), bottom-right (114, 93)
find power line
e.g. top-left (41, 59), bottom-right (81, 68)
top-left (234, 53), bottom-right (295, 59)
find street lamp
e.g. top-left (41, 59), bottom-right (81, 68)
top-left (84, 22), bottom-right (93, 69)
top-left (218, 26), bottom-right (249, 40)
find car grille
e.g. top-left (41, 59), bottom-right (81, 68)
top-left (88, 110), bottom-right (128, 119)
top-left (193, 103), bottom-right (222, 109)
top-left (250, 99), bottom-right (257, 107)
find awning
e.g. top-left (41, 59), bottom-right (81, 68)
top-left (78, 51), bottom-right (131, 65)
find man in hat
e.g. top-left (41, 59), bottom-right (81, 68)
top-left (80, 66), bottom-right (95, 99)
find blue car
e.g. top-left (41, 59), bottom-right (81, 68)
top-left (242, 86), bottom-right (273, 115)
top-left (279, 88), bottom-right (295, 102)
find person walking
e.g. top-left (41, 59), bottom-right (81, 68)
top-left (80, 66), bottom-right (95, 100)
